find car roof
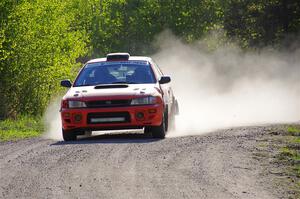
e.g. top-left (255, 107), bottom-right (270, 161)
top-left (86, 56), bottom-right (152, 64)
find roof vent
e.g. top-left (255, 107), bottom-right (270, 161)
top-left (106, 53), bottom-right (130, 61)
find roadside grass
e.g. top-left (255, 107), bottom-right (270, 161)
top-left (276, 125), bottom-right (300, 197)
top-left (287, 126), bottom-right (300, 136)
top-left (255, 125), bottom-right (300, 198)
top-left (0, 116), bottom-right (44, 141)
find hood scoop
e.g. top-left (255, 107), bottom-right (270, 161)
top-left (94, 84), bottom-right (129, 89)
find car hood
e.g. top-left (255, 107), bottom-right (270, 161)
top-left (64, 84), bottom-right (159, 100)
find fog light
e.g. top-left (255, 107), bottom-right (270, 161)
top-left (74, 114), bottom-right (82, 122)
top-left (148, 109), bottom-right (157, 114)
top-left (63, 112), bottom-right (71, 118)
top-left (136, 112), bottom-right (144, 120)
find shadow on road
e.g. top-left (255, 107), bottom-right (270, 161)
top-left (51, 133), bottom-right (160, 146)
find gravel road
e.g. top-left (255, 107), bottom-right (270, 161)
top-left (0, 126), bottom-right (287, 199)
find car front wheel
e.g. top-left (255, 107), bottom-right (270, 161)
top-left (145, 113), bottom-right (166, 139)
top-left (62, 129), bottom-right (77, 141)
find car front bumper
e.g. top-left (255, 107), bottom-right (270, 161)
top-left (61, 104), bottom-right (163, 131)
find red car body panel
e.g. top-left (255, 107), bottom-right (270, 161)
top-left (61, 92), bottom-right (164, 131)
top-left (61, 103), bottom-right (164, 131)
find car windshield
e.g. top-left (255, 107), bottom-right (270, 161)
top-left (73, 61), bottom-right (156, 86)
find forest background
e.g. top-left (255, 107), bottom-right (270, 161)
top-left (0, 0), bottom-right (299, 118)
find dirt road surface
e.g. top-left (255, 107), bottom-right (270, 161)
top-left (0, 126), bottom-right (288, 198)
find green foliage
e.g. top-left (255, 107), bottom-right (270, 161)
top-left (0, 116), bottom-right (43, 141)
top-left (0, 0), bottom-right (88, 117)
top-left (223, 0), bottom-right (300, 48)
top-left (0, 0), bottom-right (299, 118)
top-left (80, 0), bottom-right (224, 56)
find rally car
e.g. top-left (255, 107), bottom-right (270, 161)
top-left (60, 53), bottom-right (179, 141)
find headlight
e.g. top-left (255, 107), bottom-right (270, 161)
top-left (68, 100), bottom-right (87, 108)
top-left (131, 96), bottom-right (156, 105)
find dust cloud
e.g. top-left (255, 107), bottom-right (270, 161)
top-left (43, 98), bottom-right (62, 140)
top-left (153, 31), bottom-right (300, 137)
top-left (43, 31), bottom-right (300, 140)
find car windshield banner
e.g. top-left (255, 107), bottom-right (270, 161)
top-left (86, 61), bottom-right (148, 68)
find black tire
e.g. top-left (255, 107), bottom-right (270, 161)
top-left (144, 126), bottom-right (152, 136)
top-left (151, 113), bottom-right (166, 139)
top-left (62, 129), bottom-right (77, 141)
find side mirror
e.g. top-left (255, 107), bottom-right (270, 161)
top-left (159, 76), bottom-right (171, 84)
top-left (60, 79), bottom-right (72, 88)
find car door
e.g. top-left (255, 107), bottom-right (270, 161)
top-left (150, 61), bottom-right (173, 114)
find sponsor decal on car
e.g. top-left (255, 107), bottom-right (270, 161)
top-left (86, 61), bottom-right (148, 68)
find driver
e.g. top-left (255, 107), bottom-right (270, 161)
top-left (94, 66), bottom-right (116, 84)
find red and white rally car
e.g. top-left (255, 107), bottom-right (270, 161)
top-left (60, 53), bottom-right (179, 141)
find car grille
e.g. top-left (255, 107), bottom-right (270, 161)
top-left (85, 99), bottom-right (131, 108)
top-left (87, 112), bottom-right (131, 124)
